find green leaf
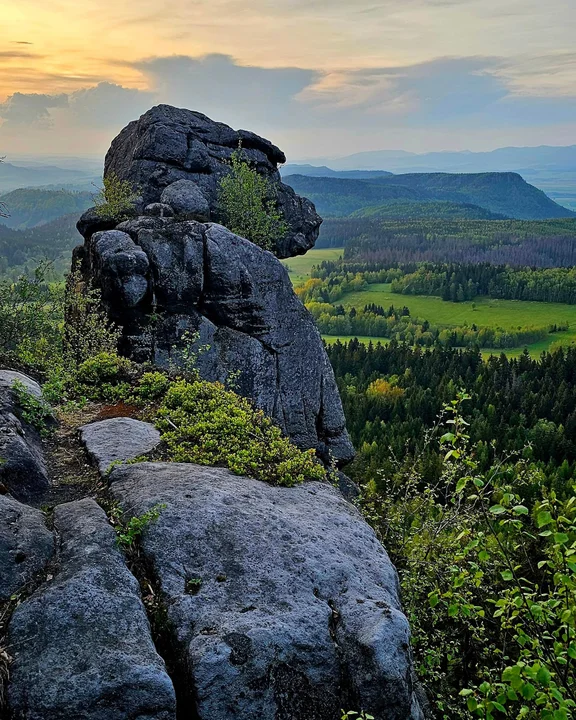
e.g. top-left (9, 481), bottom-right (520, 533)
top-left (490, 505), bottom-right (507, 515)
top-left (554, 532), bottom-right (570, 544)
top-left (536, 511), bottom-right (553, 528)
top-left (513, 505), bottom-right (529, 515)
top-left (501, 570), bottom-right (514, 581)
top-left (460, 689), bottom-right (474, 697)
top-left (536, 666), bottom-right (551, 687)
top-left (521, 683), bottom-right (536, 700)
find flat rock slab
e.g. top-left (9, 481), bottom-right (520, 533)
top-left (0, 495), bottom-right (54, 601)
top-left (110, 462), bottom-right (422, 720)
top-left (7, 497), bottom-right (176, 720)
top-left (80, 417), bottom-right (161, 475)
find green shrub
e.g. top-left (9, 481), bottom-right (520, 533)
top-left (116, 504), bottom-right (166, 550)
top-left (218, 147), bottom-right (288, 252)
top-left (0, 263), bottom-right (63, 366)
top-left (133, 371), bottom-right (171, 402)
top-left (155, 378), bottom-right (325, 486)
top-left (93, 173), bottom-right (139, 222)
top-left (63, 268), bottom-right (121, 370)
top-left (363, 392), bottom-right (576, 720)
top-left (11, 380), bottom-right (53, 437)
top-left (73, 352), bottom-right (134, 401)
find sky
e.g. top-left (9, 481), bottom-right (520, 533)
top-left (1, 0), bottom-right (576, 160)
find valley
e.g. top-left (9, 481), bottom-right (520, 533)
top-left (283, 247), bottom-right (576, 356)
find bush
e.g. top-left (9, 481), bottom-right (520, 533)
top-left (218, 147), bottom-right (288, 251)
top-left (155, 378), bottom-right (325, 486)
top-left (93, 173), bottom-right (139, 222)
top-left (63, 268), bottom-right (121, 370)
top-left (362, 392), bottom-right (576, 720)
top-left (0, 263), bottom-right (63, 367)
top-left (72, 352), bottom-right (134, 402)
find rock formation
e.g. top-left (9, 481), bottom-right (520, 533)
top-left (0, 374), bottom-right (423, 720)
top-left (75, 106), bottom-right (354, 464)
top-left (0, 108), bottom-right (425, 720)
top-left (7, 498), bottom-right (176, 720)
top-left (109, 461), bottom-right (422, 720)
top-left (103, 104), bottom-right (322, 259)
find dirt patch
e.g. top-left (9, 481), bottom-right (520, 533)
top-left (34, 404), bottom-right (104, 511)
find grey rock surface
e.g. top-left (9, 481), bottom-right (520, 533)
top-left (145, 202), bottom-right (175, 218)
top-left (160, 179), bottom-right (211, 221)
top-left (109, 462), bottom-right (422, 720)
top-left (0, 370), bottom-right (43, 402)
top-left (80, 417), bottom-right (161, 474)
top-left (0, 370), bottom-right (50, 501)
top-left (0, 495), bottom-right (53, 602)
top-left (100, 104), bottom-right (322, 259)
top-left (7, 497), bottom-right (176, 720)
top-left (76, 219), bottom-right (354, 463)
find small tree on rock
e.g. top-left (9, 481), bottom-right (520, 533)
top-left (218, 147), bottom-right (288, 252)
top-left (93, 173), bottom-right (139, 222)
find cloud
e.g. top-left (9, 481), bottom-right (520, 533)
top-left (0, 50), bottom-right (40, 58)
top-left (135, 54), bottom-right (318, 128)
top-left (2, 52), bottom-right (576, 157)
top-left (68, 82), bottom-right (155, 127)
top-left (0, 92), bottom-right (68, 126)
top-left (0, 83), bottom-right (154, 130)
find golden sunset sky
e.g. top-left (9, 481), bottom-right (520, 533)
top-left (1, 0), bottom-right (575, 157)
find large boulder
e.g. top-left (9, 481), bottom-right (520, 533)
top-left (0, 370), bottom-right (50, 501)
top-left (7, 497), bottom-right (176, 720)
top-left (109, 462), bottom-right (423, 720)
top-left (75, 221), bottom-right (354, 463)
top-left (97, 104), bottom-right (322, 259)
top-left (0, 495), bottom-right (53, 602)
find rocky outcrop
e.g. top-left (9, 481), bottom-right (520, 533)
top-left (80, 417), bottom-right (161, 474)
top-left (75, 217), bottom-right (354, 464)
top-left (109, 462), bottom-right (422, 720)
top-left (0, 370), bottom-right (50, 501)
top-left (102, 104), bottom-right (322, 259)
top-left (0, 495), bottom-right (53, 602)
top-left (7, 498), bottom-right (176, 720)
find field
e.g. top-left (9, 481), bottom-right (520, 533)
top-left (283, 248), bottom-right (576, 356)
top-left (282, 248), bottom-right (343, 286)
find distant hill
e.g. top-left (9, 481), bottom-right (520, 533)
top-left (351, 199), bottom-right (504, 221)
top-left (281, 164), bottom-right (393, 179)
top-left (298, 145), bottom-right (576, 213)
top-left (305, 145), bottom-right (576, 173)
top-left (284, 172), bottom-right (575, 220)
top-left (0, 161), bottom-right (99, 193)
top-left (0, 188), bottom-right (93, 229)
top-left (0, 214), bottom-right (81, 276)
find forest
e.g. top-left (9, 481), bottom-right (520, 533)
top-left (317, 217), bottom-right (576, 268)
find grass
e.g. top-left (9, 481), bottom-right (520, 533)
top-left (282, 248), bottom-right (343, 286)
top-left (283, 247), bottom-right (576, 357)
top-left (341, 284), bottom-right (575, 330)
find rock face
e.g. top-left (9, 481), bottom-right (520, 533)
top-left (80, 417), bottom-right (161, 474)
top-left (75, 217), bottom-right (354, 464)
top-left (109, 462), bottom-right (422, 720)
top-left (0, 370), bottom-right (50, 501)
top-left (0, 495), bottom-right (53, 602)
top-left (7, 497), bottom-right (176, 720)
top-left (103, 104), bottom-right (322, 259)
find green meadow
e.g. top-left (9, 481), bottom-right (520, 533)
top-left (283, 248), bottom-right (576, 356)
top-left (282, 247), bottom-right (344, 286)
